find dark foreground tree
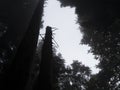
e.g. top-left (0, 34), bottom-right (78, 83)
top-left (0, 0), bottom-right (44, 90)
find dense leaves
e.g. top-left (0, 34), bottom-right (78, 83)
top-left (59, 60), bottom-right (91, 90)
top-left (58, 0), bottom-right (120, 89)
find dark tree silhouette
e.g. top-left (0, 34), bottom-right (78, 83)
top-left (25, 40), bottom-right (44, 90)
top-left (33, 26), bottom-right (53, 90)
top-left (0, 0), bottom-right (44, 90)
top-left (32, 39), bottom-right (65, 90)
top-left (59, 60), bottom-right (91, 90)
top-left (58, 0), bottom-right (120, 89)
top-left (52, 53), bottom-right (65, 90)
top-left (1, 0), bottom-right (120, 90)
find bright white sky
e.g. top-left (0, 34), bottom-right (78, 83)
top-left (40, 0), bottom-right (100, 74)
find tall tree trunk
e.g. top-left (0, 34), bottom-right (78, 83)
top-left (0, 0), bottom-right (44, 90)
top-left (33, 26), bottom-right (53, 90)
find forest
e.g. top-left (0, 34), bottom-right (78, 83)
top-left (0, 0), bottom-right (120, 90)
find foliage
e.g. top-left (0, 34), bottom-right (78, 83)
top-left (59, 60), bottom-right (91, 90)
top-left (58, 0), bottom-right (120, 89)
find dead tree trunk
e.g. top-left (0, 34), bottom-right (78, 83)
top-left (33, 26), bottom-right (53, 90)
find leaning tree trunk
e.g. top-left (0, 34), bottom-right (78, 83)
top-left (0, 0), bottom-right (44, 90)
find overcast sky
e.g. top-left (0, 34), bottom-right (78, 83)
top-left (40, 0), bottom-right (100, 74)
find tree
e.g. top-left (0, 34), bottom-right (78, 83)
top-left (32, 26), bottom-right (53, 90)
top-left (0, 0), bottom-right (44, 90)
top-left (31, 34), bottom-right (65, 90)
top-left (58, 0), bottom-right (120, 89)
top-left (52, 53), bottom-right (66, 90)
top-left (59, 60), bottom-right (91, 90)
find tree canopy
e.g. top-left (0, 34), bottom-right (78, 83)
top-left (59, 60), bottom-right (91, 90)
top-left (58, 0), bottom-right (120, 89)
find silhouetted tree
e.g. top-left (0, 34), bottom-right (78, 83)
top-left (52, 53), bottom-right (65, 90)
top-left (59, 60), bottom-right (91, 90)
top-left (33, 26), bottom-right (53, 90)
top-left (32, 29), bottom-right (66, 90)
top-left (0, 0), bottom-right (44, 90)
top-left (25, 40), bottom-right (43, 90)
top-left (58, 0), bottom-right (120, 89)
